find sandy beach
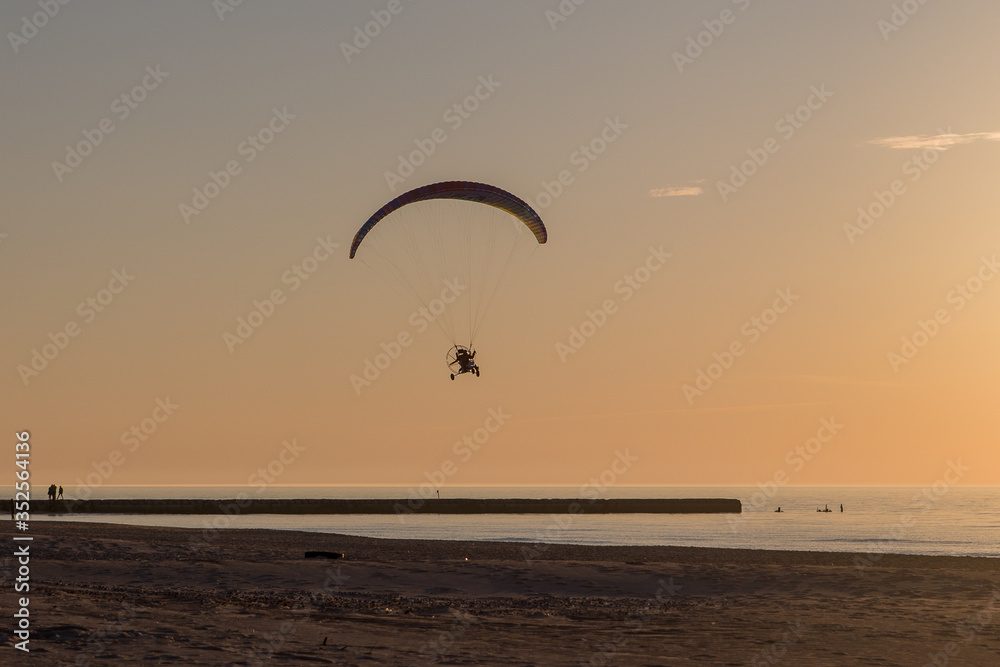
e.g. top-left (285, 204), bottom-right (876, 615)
top-left (3, 521), bottom-right (999, 666)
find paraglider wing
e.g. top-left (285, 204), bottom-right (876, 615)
top-left (350, 181), bottom-right (546, 258)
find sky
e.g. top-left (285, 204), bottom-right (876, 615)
top-left (3, 1), bottom-right (999, 492)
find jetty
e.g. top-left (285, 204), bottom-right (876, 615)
top-left (24, 497), bottom-right (741, 515)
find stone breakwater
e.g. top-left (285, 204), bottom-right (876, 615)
top-left (23, 497), bottom-right (741, 515)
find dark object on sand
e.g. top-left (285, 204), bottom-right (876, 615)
top-left (305, 551), bottom-right (345, 559)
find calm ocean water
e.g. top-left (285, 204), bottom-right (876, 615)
top-left (33, 486), bottom-right (1000, 559)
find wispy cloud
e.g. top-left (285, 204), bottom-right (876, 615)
top-left (868, 130), bottom-right (1000, 151)
top-left (649, 180), bottom-right (704, 198)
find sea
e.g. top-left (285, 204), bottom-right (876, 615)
top-left (33, 486), bottom-right (1000, 559)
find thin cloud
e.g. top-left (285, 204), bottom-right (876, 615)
top-left (868, 131), bottom-right (1000, 151)
top-left (649, 181), bottom-right (704, 198)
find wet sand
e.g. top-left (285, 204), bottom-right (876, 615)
top-left (3, 521), bottom-right (999, 665)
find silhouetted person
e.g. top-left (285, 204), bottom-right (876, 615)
top-left (840, 504), bottom-right (843, 513)
top-left (58, 486), bottom-right (64, 499)
top-left (48, 484), bottom-right (57, 500)
top-left (456, 348), bottom-right (474, 369)
top-left (436, 490), bottom-right (440, 499)
top-left (775, 507), bottom-right (781, 512)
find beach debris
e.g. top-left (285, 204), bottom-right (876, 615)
top-left (304, 551), bottom-right (345, 559)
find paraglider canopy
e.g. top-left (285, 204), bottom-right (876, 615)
top-left (350, 181), bottom-right (546, 258)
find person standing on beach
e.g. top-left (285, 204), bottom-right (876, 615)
top-left (840, 504), bottom-right (843, 512)
top-left (58, 486), bottom-right (64, 499)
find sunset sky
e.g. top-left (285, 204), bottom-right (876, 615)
top-left (4, 1), bottom-right (999, 490)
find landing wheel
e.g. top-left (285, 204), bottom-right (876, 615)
top-left (450, 374), bottom-right (455, 381)
top-left (475, 368), bottom-right (480, 377)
